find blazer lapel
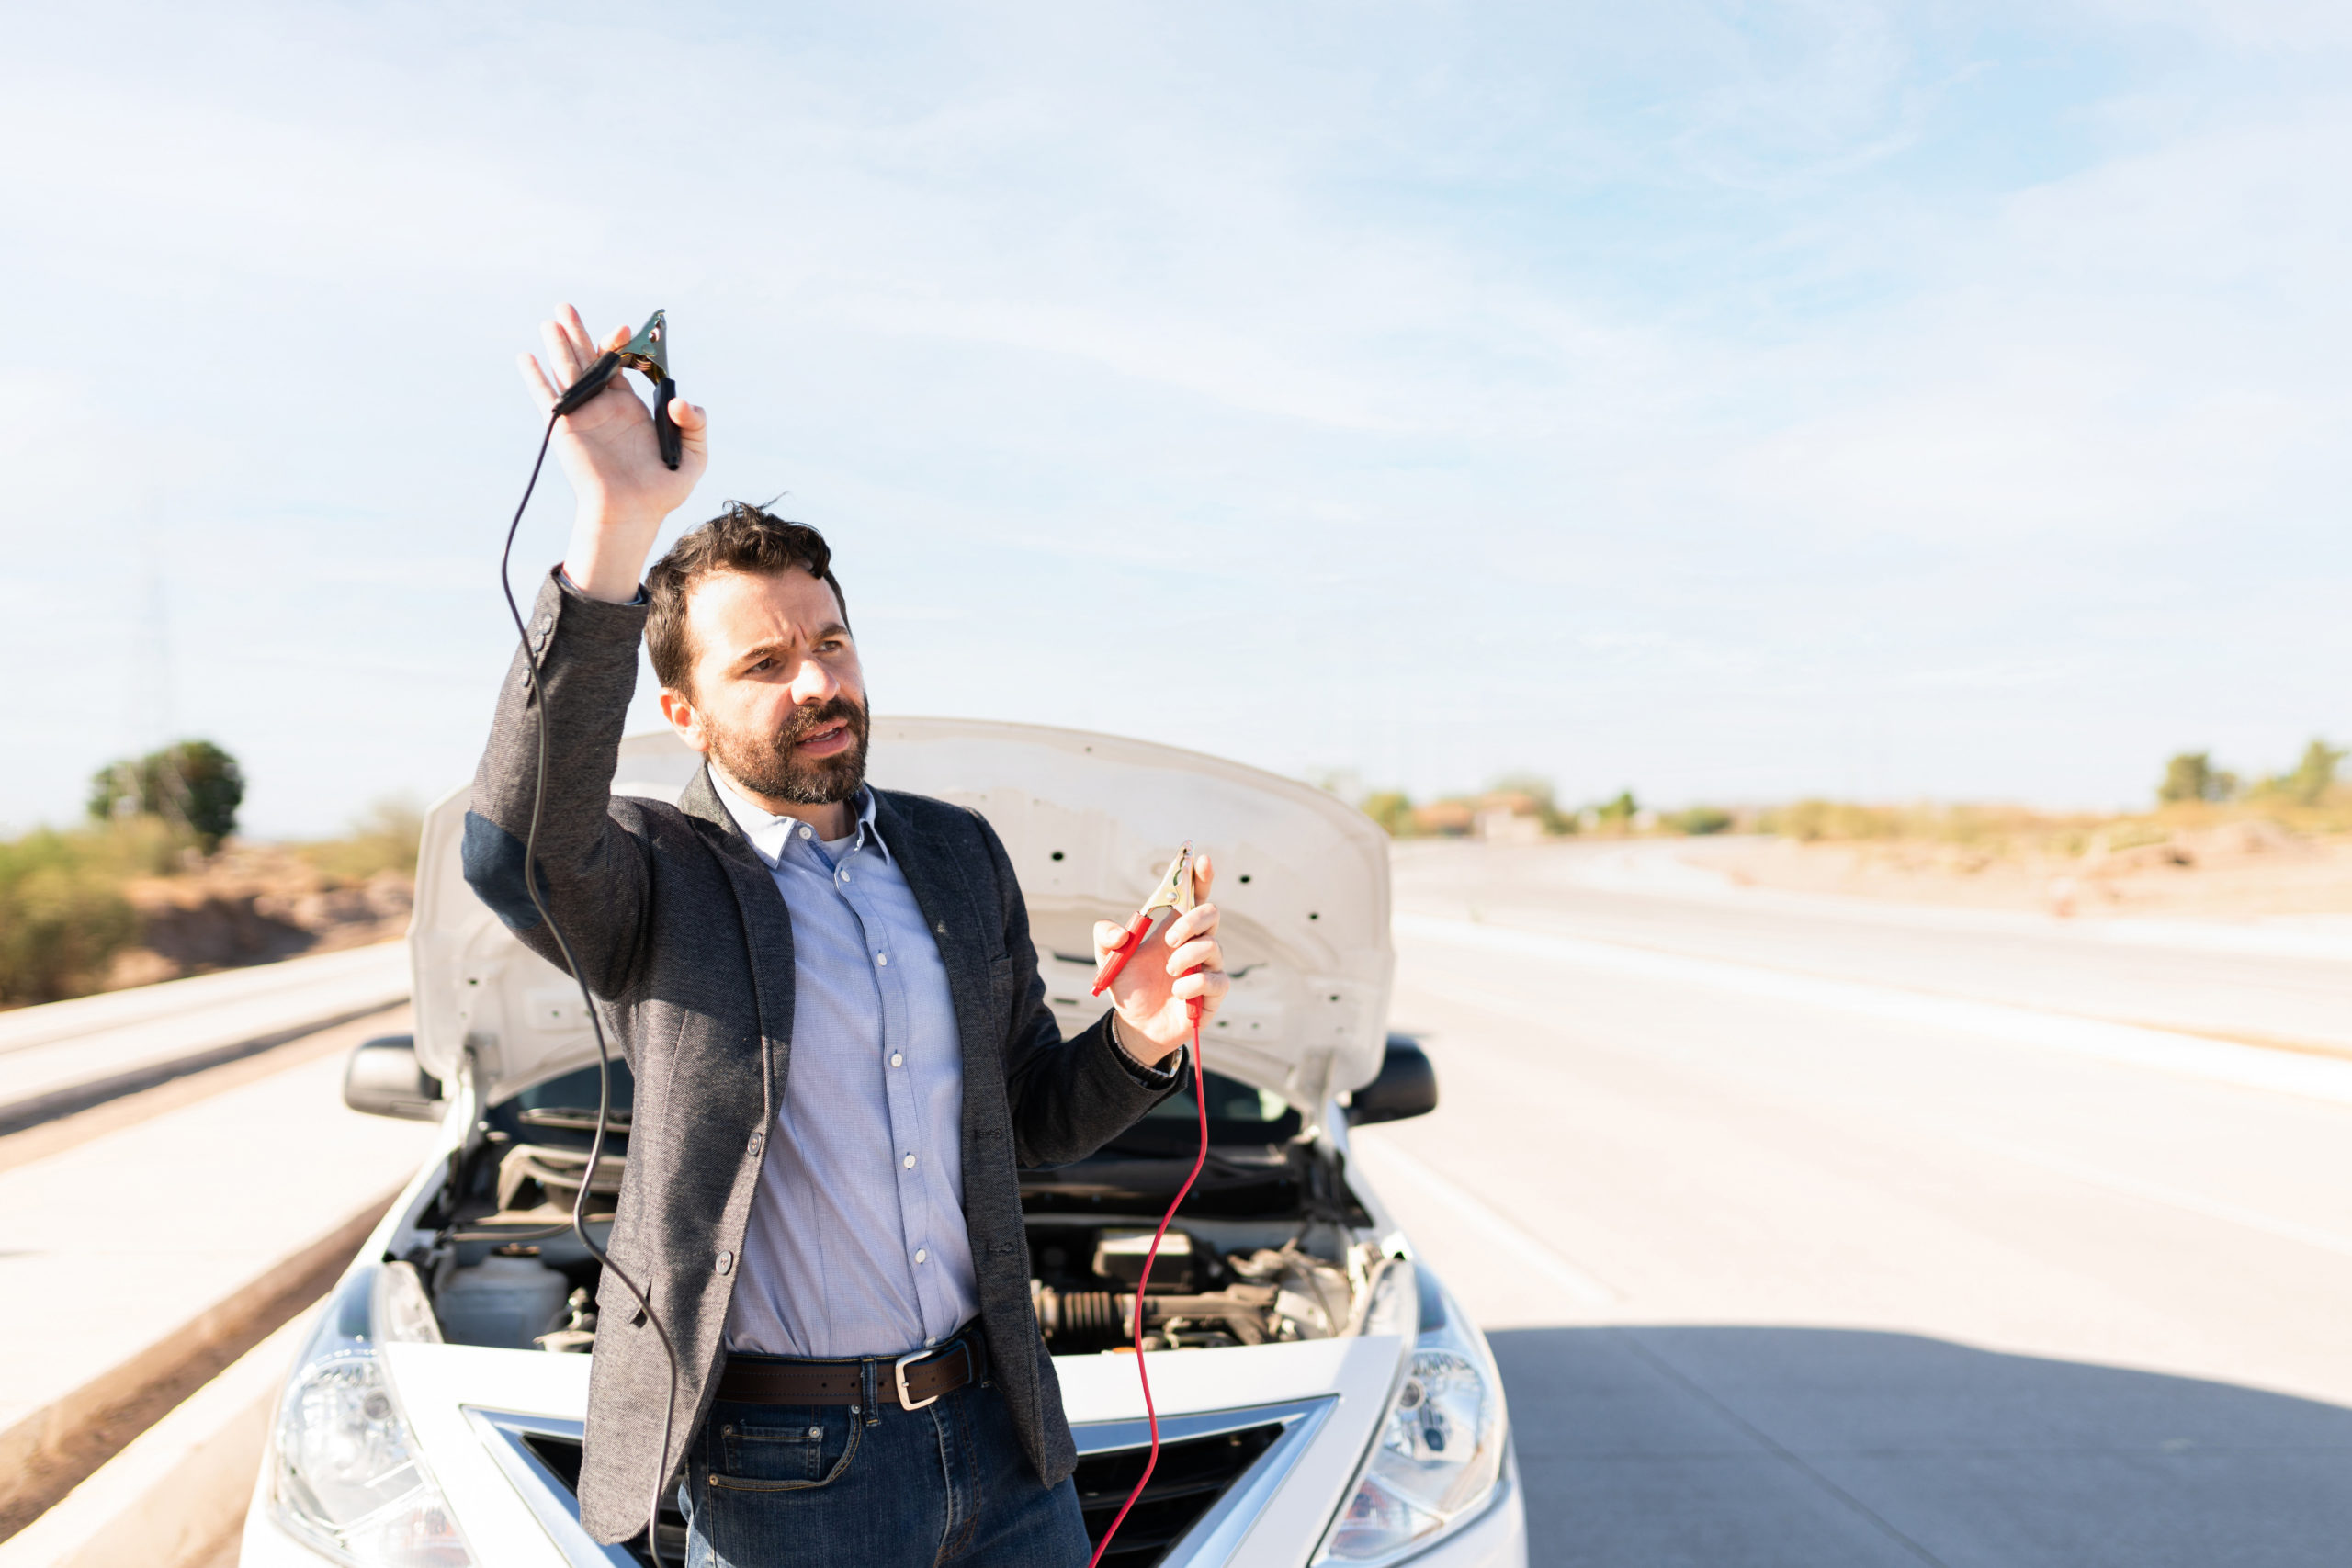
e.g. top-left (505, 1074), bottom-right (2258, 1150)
top-left (682, 766), bottom-right (796, 1117)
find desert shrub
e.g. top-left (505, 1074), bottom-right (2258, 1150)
top-left (1357, 792), bottom-right (1416, 838)
top-left (0, 822), bottom-right (181, 1005)
top-left (2255, 739), bottom-right (2346, 807)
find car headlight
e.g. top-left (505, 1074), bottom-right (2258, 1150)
top-left (1317, 1262), bottom-right (1508, 1564)
top-left (270, 1262), bottom-right (474, 1568)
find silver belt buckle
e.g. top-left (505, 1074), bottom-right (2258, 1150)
top-left (894, 1346), bottom-right (944, 1411)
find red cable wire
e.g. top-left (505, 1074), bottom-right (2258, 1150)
top-left (1084, 1016), bottom-right (1207, 1568)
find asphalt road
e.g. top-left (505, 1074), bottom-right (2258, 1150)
top-left (1353, 841), bottom-right (2352, 1568)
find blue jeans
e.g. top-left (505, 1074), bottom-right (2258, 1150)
top-left (680, 1377), bottom-right (1091, 1568)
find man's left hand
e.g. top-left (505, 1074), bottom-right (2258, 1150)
top-left (1096, 852), bottom-right (1229, 1067)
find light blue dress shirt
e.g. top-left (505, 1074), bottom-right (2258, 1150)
top-left (710, 773), bottom-right (979, 1359)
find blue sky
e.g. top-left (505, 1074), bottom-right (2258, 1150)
top-left (5, 1), bottom-right (2349, 835)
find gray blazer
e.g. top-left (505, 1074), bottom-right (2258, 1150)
top-left (463, 570), bottom-right (1174, 1544)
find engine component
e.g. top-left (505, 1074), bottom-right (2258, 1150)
top-left (1093, 1229), bottom-right (1196, 1292)
top-left (436, 1247), bottom-right (571, 1348)
top-left (1033, 1281), bottom-right (1281, 1352)
top-left (534, 1288), bottom-right (600, 1353)
top-left (1230, 1244), bottom-right (1353, 1339)
top-left (496, 1143), bottom-right (625, 1214)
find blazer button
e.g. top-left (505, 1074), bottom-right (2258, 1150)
top-left (717, 1250), bottom-right (734, 1275)
top-left (748, 1132), bottom-right (764, 1156)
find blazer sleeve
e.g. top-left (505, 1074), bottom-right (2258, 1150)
top-left (975, 810), bottom-right (1182, 1167)
top-left (459, 567), bottom-right (654, 998)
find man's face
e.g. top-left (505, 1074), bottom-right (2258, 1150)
top-left (658, 568), bottom-right (869, 806)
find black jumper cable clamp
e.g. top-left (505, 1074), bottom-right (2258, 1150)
top-left (551, 309), bottom-right (683, 468)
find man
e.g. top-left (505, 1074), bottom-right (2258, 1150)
top-left (464, 306), bottom-right (1229, 1567)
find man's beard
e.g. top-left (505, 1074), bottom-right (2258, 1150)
top-left (707, 694), bottom-right (872, 807)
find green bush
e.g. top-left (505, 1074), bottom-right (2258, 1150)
top-left (0, 822), bottom-right (180, 1005)
top-left (1673, 806), bottom-right (1735, 836)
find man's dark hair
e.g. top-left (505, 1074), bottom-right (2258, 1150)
top-left (645, 502), bottom-right (849, 693)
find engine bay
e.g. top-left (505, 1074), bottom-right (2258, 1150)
top-left (402, 1059), bottom-right (1381, 1356)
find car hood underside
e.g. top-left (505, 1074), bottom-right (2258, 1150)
top-left (407, 717), bottom-right (1396, 1115)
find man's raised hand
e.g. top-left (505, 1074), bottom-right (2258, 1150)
top-left (517, 304), bottom-right (708, 603)
top-left (1097, 851), bottom-right (1230, 1067)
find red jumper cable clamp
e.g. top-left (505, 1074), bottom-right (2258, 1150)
top-left (1083, 842), bottom-right (1209, 1568)
top-left (1090, 840), bottom-right (1202, 1022)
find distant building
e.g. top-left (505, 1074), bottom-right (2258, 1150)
top-left (1474, 808), bottom-right (1544, 843)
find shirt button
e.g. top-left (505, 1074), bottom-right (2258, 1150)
top-left (890, 1053), bottom-right (903, 1067)
top-left (840, 868), bottom-right (852, 883)
top-left (915, 1248), bottom-right (928, 1263)
top-left (903, 1153), bottom-right (916, 1168)
top-left (798, 824), bottom-right (812, 839)
top-left (876, 953), bottom-right (889, 966)
top-left (716, 1250), bottom-right (734, 1275)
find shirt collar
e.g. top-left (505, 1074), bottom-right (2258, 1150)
top-left (708, 767), bottom-right (886, 868)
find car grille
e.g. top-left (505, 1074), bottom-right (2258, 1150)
top-left (1076, 1423), bottom-right (1283, 1568)
top-left (469, 1397), bottom-right (1332, 1568)
top-left (515, 1431), bottom-right (688, 1567)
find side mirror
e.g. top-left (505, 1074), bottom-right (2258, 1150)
top-left (344, 1035), bottom-right (445, 1122)
top-left (1346, 1035), bottom-right (1438, 1126)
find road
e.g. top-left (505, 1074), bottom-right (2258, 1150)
top-left (1354, 841), bottom-right (2352, 1567)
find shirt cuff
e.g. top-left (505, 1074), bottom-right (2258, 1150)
top-left (1106, 1012), bottom-right (1182, 1088)
top-left (556, 566), bottom-right (649, 606)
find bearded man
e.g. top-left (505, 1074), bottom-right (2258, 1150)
top-left (461, 305), bottom-right (1229, 1568)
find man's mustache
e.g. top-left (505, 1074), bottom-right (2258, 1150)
top-left (778, 697), bottom-right (866, 746)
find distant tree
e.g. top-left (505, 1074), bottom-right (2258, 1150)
top-left (2157, 751), bottom-right (2237, 806)
top-left (2276, 739), bottom-right (2346, 807)
top-left (1359, 791), bottom-right (1417, 838)
top-left (1590, 790), bottom-right (1638, 830)
top-left (1674, 806), bottom-right (1735, 836)
top-left (87, 739), bottom-right (245, 852)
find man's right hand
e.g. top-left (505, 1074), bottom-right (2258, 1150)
top-left (518, 303), bottom-right (709, 603)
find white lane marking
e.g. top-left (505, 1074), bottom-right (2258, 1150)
top-left (1396, 913), bottom-right (2352, 1109)
top-left (1351, 1134), bottom-right (1620, 1306)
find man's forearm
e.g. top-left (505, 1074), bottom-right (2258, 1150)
top-left (563, 502), bottom-right (668, 604)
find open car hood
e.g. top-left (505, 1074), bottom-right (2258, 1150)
top-left (410, 718), bottom-right (1394, 1113)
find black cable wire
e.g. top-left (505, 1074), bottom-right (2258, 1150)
top-left (499, 409), bottom-right (682, 1568)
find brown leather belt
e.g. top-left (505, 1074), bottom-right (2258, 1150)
top-left (716, 1332), bottom-right (984, 1411)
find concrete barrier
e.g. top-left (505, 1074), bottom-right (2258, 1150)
top-left (0, 942), bottom-right (411, 1136)
top-left (0, 1308), bottom-right (314, 1568)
